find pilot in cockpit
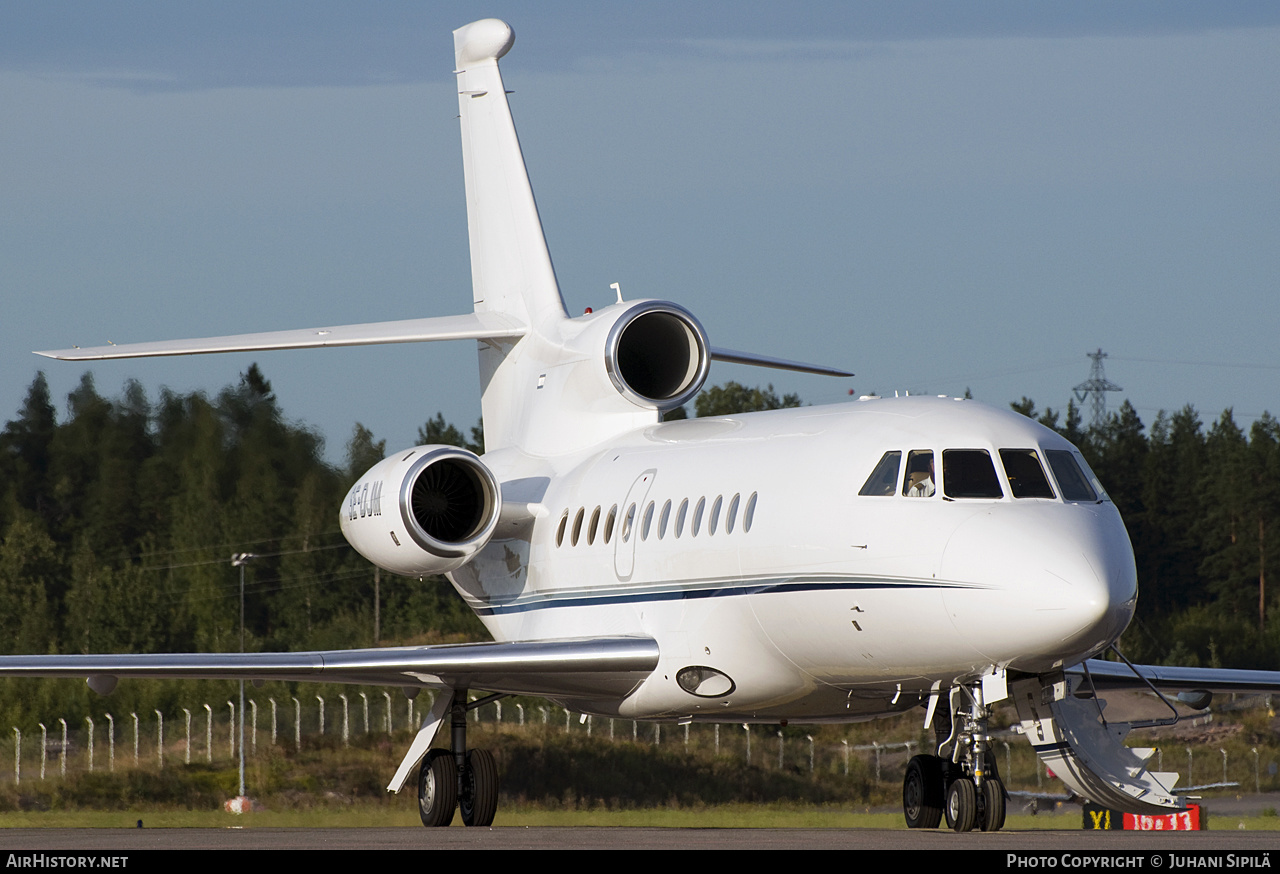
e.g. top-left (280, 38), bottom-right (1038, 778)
top-left (904, 451), bottom-right (935, 497)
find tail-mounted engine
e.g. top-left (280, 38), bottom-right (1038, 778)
top-left (340, 445), bottom-right (502, 577)
top-left (599, 300), bottom-right (710, 412)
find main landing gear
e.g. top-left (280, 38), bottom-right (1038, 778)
top-left (418, 689), bottom-right (501, 828)
top-left (902, 682), bottom-right (1006, 833)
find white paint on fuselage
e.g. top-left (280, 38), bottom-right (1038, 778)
top-left (447, 395), bottom-right (1137, 721)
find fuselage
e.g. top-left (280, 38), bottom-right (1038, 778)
top-left (446, 395), bottom-right (1138, 722)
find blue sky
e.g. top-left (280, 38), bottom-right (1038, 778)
top-left (3, 2), bottom-right (1278, 461)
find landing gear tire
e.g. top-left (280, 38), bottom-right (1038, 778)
top-left (945, 776), bottom-right (977, 833)
top-left (980, 776), bottom-right (1006, 832)
top-left (903, 755), bottom-right (944, 828)
top-left (459, 748), bottom-right (498, 827)
top-left (418, 749), bottom-right (457, 828)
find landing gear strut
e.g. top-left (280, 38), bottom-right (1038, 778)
top-left (417, 689), bottom-right (502, 828)
top-left (901, 681), bottom-right (1006, 832)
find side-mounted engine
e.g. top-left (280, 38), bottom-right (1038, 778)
top-left (595, 300), bottom-right (710, 413)
top-left (340, 445), bottom-right (502, 577)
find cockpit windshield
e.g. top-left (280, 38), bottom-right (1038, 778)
top-left (999, 449), bottom-right (1055, 499)
top-left (1045, 450), bottom-right (1099, 502)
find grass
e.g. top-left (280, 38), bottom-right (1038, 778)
top-left (1, 702), bottom-right (1278, 830)
top-left (4, 808), bottom-right (1280, 831)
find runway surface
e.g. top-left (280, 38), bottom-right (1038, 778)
top-left (2, 827), bottom-right (1278, 851)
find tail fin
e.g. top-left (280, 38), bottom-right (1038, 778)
top-left (454, 20), bottom-right (568, 329)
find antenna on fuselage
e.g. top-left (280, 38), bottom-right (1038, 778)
top-left (611, 282), bottom-right (623, 304)
top-left (1073, 348), bottom-right (1123, 428)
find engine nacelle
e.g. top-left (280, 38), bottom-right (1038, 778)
top-left (591, 300), bottom-right (711, 412)
top-left (340, 445), bottom-right (502, 577)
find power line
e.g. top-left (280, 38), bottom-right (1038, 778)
top-left (1073, 349), bottom-right (1123, 429)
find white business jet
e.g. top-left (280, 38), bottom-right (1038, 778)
top-left (5, 19), bottom-right (1279, 832)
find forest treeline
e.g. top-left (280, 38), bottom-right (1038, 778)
top-left (0, 368), bottom-right (1275, 724)
top-left (1011, 396), bottom-right (1280, 670)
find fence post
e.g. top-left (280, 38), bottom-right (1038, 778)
top-left (85, 717), bottom-right (94, 772)
top-left (383, 692), bottom-right (392, 735)
top-left (58, 718), bottom-right (67, 777)
top-left (270, 699), bottom-right (277, 746)
top-left (227, 701), bottom-right (235, 759)
top-left (743, 724), bottom-right (751, 766)
top-left (807, 735), bottom-right (814, 773)
top-left (203, 704), bottom-right (212, 763)
top-left (359, 693), bottom-right (369, 735)
top-left (841, 739), bottom-right (848, 776)
top-left (130, 713), bottom-right (138, 767)
top-left (38, 723), bottom-right (46, 780)
top-left (340, 695), bottom-right (349, 747)
top-left (155, 710), bottom-right (164, 768)
top-left (13, 728), bottom-right (20, 785)
top-left (293, 698), bottom-right (301, 751)
top-left (183, 710), bottom-right (191, 765)
top-left (316, 696), bottom-right (325, 736)
top-left (250, 700), bottom-right (257, 754)
top-left (105, 714), bottom-right (114, 773)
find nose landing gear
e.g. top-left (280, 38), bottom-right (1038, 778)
top-left (902, 681), bottom-right (1006, 832)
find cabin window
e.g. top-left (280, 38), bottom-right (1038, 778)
top-left (555, 510), bottom-right (568, 546)
top-left (942, 450), bottom-right (1004, 499)
top-left (641, 501), bottom-right (655, 540)
top-left (999, 449), bottom-right (1055, 499)
top-left (571, 507), bottom-right (585, 546)
top-left (622, 502), bottom-right (636, 542)
top-left (692, 497), bottom-right (706, 536)
top-left (859, 451), bottom-right (901, 497)
top-left (726, 493), bottom-right (740, 533)
top-left (675, 498), bottom-right (688, 538)
top-left (903, 450), bottom-right (936, 497)
top-left (659, 500), bottom-right (671, 539)
top-left (604, 504), bottom-right (617, 543)
top-left (709, 495), bottom-right (723, 535)
top-left (1046, 450), bottom-right (1098, 502)
top-left (587, 505), bottom-right (601, 544)
top-left (743, 492), bottom-right (758, 532)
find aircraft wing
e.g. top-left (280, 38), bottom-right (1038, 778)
top-left (35, 312), bottom-right (528, 361)
top-left (0, 636), bottom-right (659, 700)
top-left (1075, 659), bottom-right (1280, 695)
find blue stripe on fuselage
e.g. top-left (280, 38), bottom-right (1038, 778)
top-left (469, 575), bottom-right (977, 616)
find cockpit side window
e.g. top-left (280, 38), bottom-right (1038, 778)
top-left (903, 450), bottom-right (936, 497)
top-left (1045, 450), bottom-right (1099, 502)
top-left (999, 449), bottom-right (1056, 499)
top-left (942, 450), bottom-right (1004, 499)
top-left (859, 451), bottom-right (901, 497)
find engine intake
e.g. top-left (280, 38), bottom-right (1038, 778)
top-left (341, 445), bottom-right (501, 577)
top-left (604, 302), bottom-right (709, 411)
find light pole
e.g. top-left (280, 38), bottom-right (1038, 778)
top-left (231, 552), bottom-right (256, 801)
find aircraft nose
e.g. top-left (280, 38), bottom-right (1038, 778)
top-left (938, 503), bottom-right (1137, 669)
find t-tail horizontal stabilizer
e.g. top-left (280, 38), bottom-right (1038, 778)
top-left (709, 346), bottom-right (852, 378)
top-left (1011, 674), bottom-right (1183, 815)
top-left (35, 312), bottom-right (527, 361)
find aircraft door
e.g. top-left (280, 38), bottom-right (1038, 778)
top-left (614, 469), bottom-right (656, 581)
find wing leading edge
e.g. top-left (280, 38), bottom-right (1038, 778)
top-left (1076, 659), bottom-right (1280, 695)
top-left (0, 636), bottom-right (659, 701)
